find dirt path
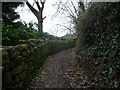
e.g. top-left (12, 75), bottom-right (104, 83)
top-left (30, 48), bottom-right (92, 88)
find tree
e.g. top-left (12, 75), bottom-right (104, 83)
top-left (52, 0), bottom-right (85, 34)
top-left (26, 0), bottom-right (46, 32)
top-left (2, 2), bottom-right (24, 28)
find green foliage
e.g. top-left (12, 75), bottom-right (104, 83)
top-left (66, 37), bottom-right (77, 41)
top-left (2, 2), bottom-right (64, 46)
top-left (41, 32), bottom-right (62, 40)
top-left (2, 21), bottom-right (66, 46)
top-left (2, 24), bottom-right (32, 46)
top-left (2, 23), bottom-right (61, 46)
top-left (76, 2), bottom-right (120, 88)
top-left (2, 2), bottom-right (47, 46)
top-left (2, 25), bottom-right (20, 46)
top-left (2, 2), bottom-right (24, 28)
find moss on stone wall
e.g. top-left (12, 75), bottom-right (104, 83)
top-left (2, 39), bottom-right (76, 89)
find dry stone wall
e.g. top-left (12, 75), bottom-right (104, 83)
top-left (2, 39), bottom-right (76, 89)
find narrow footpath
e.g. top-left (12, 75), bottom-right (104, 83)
top-left (30, 48), bottom-right (93, 88)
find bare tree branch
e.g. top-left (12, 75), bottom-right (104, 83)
top-left (52, 0), bottom-right (62, 18)
top-left (71, 0), bottom-right (78, 16)
top-left (43, 16), bottom-right (46, 20)
top-left (52, 23), bottom-right (75, 34)
top-left (41, 1), bottom-right (45, 11)
top-left (43, 0), bottom-right (46, 2)
top-left (35, 1), bottom-right (41, 11)
top-left (26, 2), bottom-right (39, 17)
top-left (40, 0), bottom-right (42, 3)
top-left (52, 0), bottom-right (79, 34)
top-left (26, 0), bottom-right (46, 32)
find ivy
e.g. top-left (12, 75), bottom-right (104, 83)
top-left (76, 2), bottom-right (120, 88)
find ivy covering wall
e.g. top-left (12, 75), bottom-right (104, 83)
top-left (76, 2), bottom-right (120, 88)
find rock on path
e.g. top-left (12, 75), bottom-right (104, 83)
top-left (30, 48), bottom-right (93, 88)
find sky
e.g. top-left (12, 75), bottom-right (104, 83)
top-left (15, 0), bottom-right (79, 37)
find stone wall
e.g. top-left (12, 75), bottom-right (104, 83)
top-left (2, 39), bottom-right (75, 89)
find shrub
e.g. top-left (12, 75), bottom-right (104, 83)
top-left (76, 2), bottom-right (120, 88)
top-left (2, 23), bottom-right (64, 46)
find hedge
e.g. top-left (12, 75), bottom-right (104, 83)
top-left (76, 2), bottom-right (120, 88)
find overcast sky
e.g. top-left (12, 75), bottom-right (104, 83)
top-left (15, 0), bottom-right (79, 37)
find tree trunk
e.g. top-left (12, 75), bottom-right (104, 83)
top-left (26, 1), bottom-right (45, 32)
top-left (38, 18), bottom-right (43, 32)
top-left (37, 10), bottom-right (43, 32)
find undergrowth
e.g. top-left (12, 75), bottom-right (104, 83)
top-left (76, 2), bottom-right (120, 88)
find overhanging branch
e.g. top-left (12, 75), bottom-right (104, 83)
top-left (26, 2), bottom-right (39, 17)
